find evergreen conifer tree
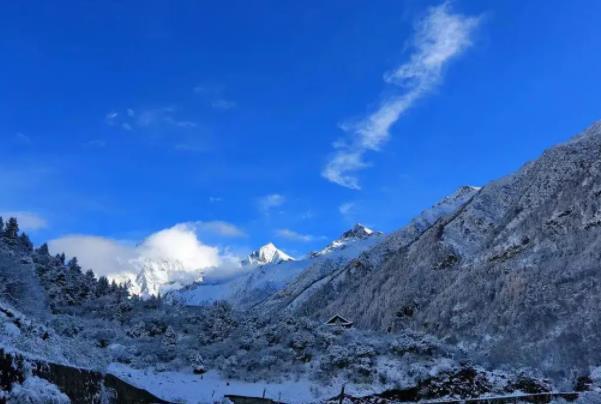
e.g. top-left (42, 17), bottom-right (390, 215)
top-left (67, 257), bottom-right (81, 272)
top-left (96, 276), bottom-right (110, 296)
top-left (37, 243), bottom-right (50, 256)
top-left (19, 233), bottom-right (33, 252)
top-left (4, 217), bottom-right (18, 239)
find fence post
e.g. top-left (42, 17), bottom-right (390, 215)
top-left (338, 384), bottom-right (345, 404)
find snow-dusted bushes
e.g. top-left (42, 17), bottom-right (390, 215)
top-left (0, 218), bottom-right (465, 394)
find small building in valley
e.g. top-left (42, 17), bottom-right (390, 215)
top-left (325, 314), bottom-right (353, 328)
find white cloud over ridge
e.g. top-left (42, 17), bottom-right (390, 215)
top-left (48, 222), bottom-right (242, 285)
top-left (0, 211), bottom-right (47, 231)
top-left (322, 2), bottom-right (480, 190)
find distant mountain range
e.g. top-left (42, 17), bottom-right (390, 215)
top-left (168, 224), bottom-right (384, 308)
top-left (4, 121), bottom-right (601, 401)
top-left (171, 121), bottom-right (601, 375)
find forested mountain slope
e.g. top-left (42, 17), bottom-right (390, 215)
top-left (257, 187), bottom-right (480, 317)
top-left (293, 121), bottom-right (601, 376)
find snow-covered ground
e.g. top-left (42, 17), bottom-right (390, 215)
top-left (108, 363), bottom-right (383, 403)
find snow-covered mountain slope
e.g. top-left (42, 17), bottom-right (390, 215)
top-left (7, 219), bottom-right (551, 403)
top-left (115, 257), bottom-right (204, 298)
top-left (168, 225), bottom-right (384, 308)
top-left (241, 242), bottom-right (294, 266)
top-left (256, 187), bottom-right (480, 316)
top-left (312, 224), bottom-right (382, 257)
top-left (292, 121), bottom-right (601, 373)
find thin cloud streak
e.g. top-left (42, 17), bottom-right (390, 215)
top-left (193, 220), bottom-right (247, 238)
top-left (322, 2), bottom-right (480, 190)
top-left (106, 107), bottom-right (198, 131)
top-left (275, 228), bottom-right (324, 243)
top-left (258, 193), bottom-right (286, 214)
top-left (338, 202), bottom-right (355, 216)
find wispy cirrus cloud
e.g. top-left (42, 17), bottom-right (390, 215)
top-left (275, 228), bottom-right (325, 243)
top-left (338, 202), bottom-right (355, 216)
top-left (106, 106), bottom-right (198, 131)
top-left (258, 193), bottom-right (286, 214)
top-left (193, 220), bottom-right (246, 238)
top-left (194, 85), bottom-right (237, 111)
top-left (14, 132), bottom-right (32, 145)
top-left (84, 139), bottom-right (107, 148)
top-left (322, 2), bottom-right (481, 190)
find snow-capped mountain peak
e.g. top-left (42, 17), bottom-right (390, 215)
top-left (242, 242), bottom-right (294, 266)
top-left (340, 223), bottom-right (377, 240)
top-left (111, 256), bottom-right (204, 298)
top-left (313, 224), bottom-right (383, 257)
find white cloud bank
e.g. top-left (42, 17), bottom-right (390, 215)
top-left (48, 222), bottom-right (244, 292)
top-left (0, 211), bottom-right (47, 231)
top-left (322, 2), bottom-right (481, 190)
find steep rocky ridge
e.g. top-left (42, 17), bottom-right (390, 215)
top-left (292, 121), bottom-right (601, 376)
top-left (257, 185), bottom-right (480, 317)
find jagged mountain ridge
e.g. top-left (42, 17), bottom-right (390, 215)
top-left (257, 186), bottom-right (481, 316)
top-left (312, 224), bottom-right (382, 257)
top-left (288, 121), bottom-right (601, 374)
top-left (169, 224), bottom-right (384, 308)
top-left (108, 257), bottom-right (204, 298)
top-left (111, 243), bottom-right (293, 299)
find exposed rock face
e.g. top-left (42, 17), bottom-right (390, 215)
top-left (294, 122), bottom-right (601, 376)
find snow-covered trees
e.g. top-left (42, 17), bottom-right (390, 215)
top-left (0, 215), bottom-right (546, 398)
top-left (198, 301), bottom-right (237, 343)
top-left (96, 276), bottom-right (110, 297)
top-left (36, 243), bottom-right (49, 256)
top-left (190, 353), bottom-right (206, 374)
top-left (162, 326), bottom-right (177, 347)
top-left (3, 217), bottom-right (19, 239)
top-left (0, 216), bottom-right (32, 252)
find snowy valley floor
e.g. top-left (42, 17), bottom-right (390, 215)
top-left (109, 363), bottom-right (348, 403)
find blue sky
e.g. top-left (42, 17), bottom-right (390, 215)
top-left (2, 0), bottom-right (601, 263)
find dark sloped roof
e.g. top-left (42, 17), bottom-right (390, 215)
top-left (325, 314), bottom-right (353, 325)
